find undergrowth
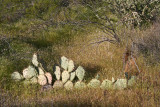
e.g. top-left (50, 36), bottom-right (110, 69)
top-left (1, 25), bottom-right (160, 106)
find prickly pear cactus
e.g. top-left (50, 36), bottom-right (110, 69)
top-left (23, 66), bottom-right (38, 79)
top-left (70, 71), bottom-right (76, 81)
top-left (87, 79), bottom-right (101, 88)
top-left (45, 72), bottom-right (52, 85)
top-left (75, 66), bottom-right (85, 81)
top-left (38, 75), bottom-right (47, 86)
top-left (62, 71), bottom-right (70, 83)
top-left (113, 79), bottom-right (127, 90)
top-left (64, 81), bottom-right (73, 90)
top-left (74, 81), bottom-right (86, 89)
top-left (53, 80), bottom-right (63, 89)
top-left (100, 79), bottom-right (113, 89)
top-left (32, 53), bottom-right (39, 67)
top-left (11, 71), bottom-right (24, 81)
top-left (128, 76), bottom-right (136, 86)
top-left (68, 60), bottom-right (74, 72)
top-left (30, 77), bottom-right (38, 84)
top-left (61, 56), bottom-right (69, 70)
top-left (38, 67), bottom-right (45, 75)
top-left (54, 66), bottom-right (61, 80)
top-left (23, 80), bottom-right (31, 85)
top-left (112, 77), bottom-right (115, 83)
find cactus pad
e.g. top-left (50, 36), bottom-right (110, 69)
top-left (11, 71), bottom-right (24, 81)
top-left (64, 81), bottom-right (73, 90)
top-left (68, 60), bottom-right (74, 72)
top-left (54, 66), bottom-right (61, 80)
top-left (128, 76), bottom-right (136, 86)
top-left (38, 67), bottom-right (45, 75)
top-left (112, 77), bottom-right (115, 83)
top-left (75, 66), bottom-right (85, 81)
top-left (30, 77), bottom-right (38, 84)
top-left (45, 72), bottom-right (52, 85)
top-left (113, 79), bottom-right (127, 89)
top-left (61, 56), bottom-right (69, 70)
top-left (70, 71), bottom-right (76, 81)
top-left (62, 70), bottom-right (70, 83)
top-left (74, 81), bottom-right (86, 89)
top-left (100, 79), bottom-right (113, 89)
top-left (32, 53), bottom-right (39, 67)
top-left (38, 75), bottom-right (47, 86)
top-left (87, 79), bottom-right (101, 88)
top-left (23, 66), bottom-right (38, 79)
top-left (53, 80), bottom-right (63, 89)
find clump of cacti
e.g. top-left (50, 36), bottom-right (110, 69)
top-left (11, 54), bottom-right (136, 91)
top-left (11, 53), bottom-right (53, 87)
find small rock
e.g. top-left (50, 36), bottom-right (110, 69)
top-left (32, 53), bottom-right (39, 67)
top-left (68, 60), bottom-right (74, 72)
top-left (64, 81), bottom-right (73, 90)
top-left (113, 79), bottom-right (127, 89)
top-left (45, 72), bottom-right (52, 85)
top-left (70, 71), bottom-right (76, 81)
top-left (38, 75), bottom-right (47, 86)
top-left (23, 66), bottom-right (38, 79)
top-left (74, 81), bottom-right (86, 89)
top-left (62, 70), bottom-right (70, 83)
top-left (100, 79), bottom-right (113, 89)
top-left (87, 79), bottom-right (101, 88)
top-left (11, 71), bottom-right (24, 81)
top-left (61, 56), bottom-right (69, 70)
top-left (76, 66), bottom-right (85, 81)
top-left (54, 66), bottom-right (61, 80)
top-left (53, 81), bottom-right (63, 89)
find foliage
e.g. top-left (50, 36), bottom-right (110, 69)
top-left (106, 0), bottom-right (160, 27)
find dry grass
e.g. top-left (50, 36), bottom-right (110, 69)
top-left (1, 27), bottom-right (160, 106)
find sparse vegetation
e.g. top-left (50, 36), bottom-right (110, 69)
top-left (0, 0), bottom-right (160, 106)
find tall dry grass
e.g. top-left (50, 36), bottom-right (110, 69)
top-left (1, 25), bottom-right (160, 106)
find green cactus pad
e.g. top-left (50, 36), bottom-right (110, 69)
top-left (53, 80), bottom-right (63, 89)
top-left (87, 79), bottom-right (101, 88)
top-left (32, 53), bottom-right (39, 67)
top-left (38, 67), bottom-right (45, 75)
top-left (70, 71), bottom-right (76, 81)
top-left (64, 81), bottom-right (73, 90)
top-left (112, 77), bottom-right (115, 83)
top-left (75, 66), bottom-right (85, 81)
top-left (68, 60), bottom-right (74, 72)
top-left (11, 71), bottom-right (24, 81)
top-left (128, 76), bottom-right (136, 86)
top-left (23, 66), bottom-right (38, 79)
top-left (74, 81), bottom-right (86, 89)
top-left (38, 74), bottom-right (47, 86)
top-left (54, 66), bottom-right (61, 80)
top-left (30, 77), bottom-right (38, 84)
top-left (100, 79), bottom-right (113, 89)
top-left (23, 80), bottom-right (31, 85)
top-left (113, 79), bottom-right (127, 89)
top-left (61, 56), bottom-right (69, 70)
top-left (62, 70), bottom-right (70, 83)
